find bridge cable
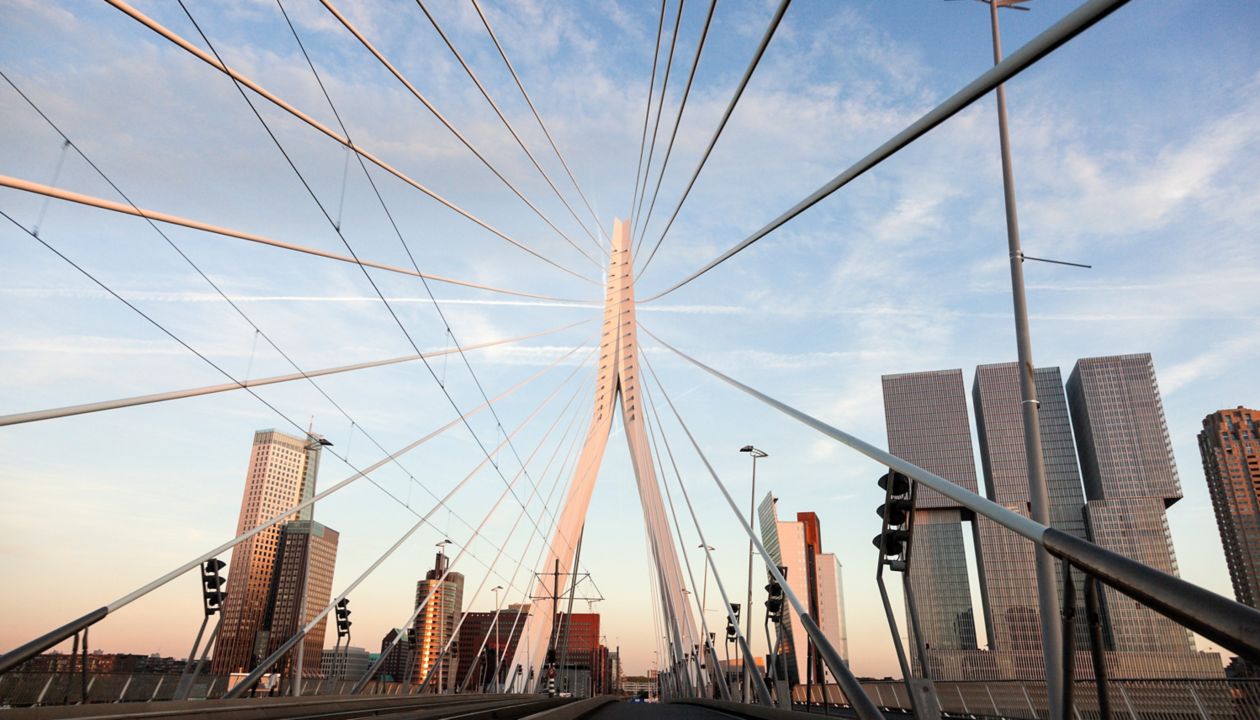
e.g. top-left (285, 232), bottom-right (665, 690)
top-left (227, 350), bottom-right (592, 698)
top-left (0, 73), bottom-right (578, 522)
top-left (185, 0), bottom-right (586, 564)
top-left (455, 400), bottom-right (587, 693)
top-left (485, 404), bottom-right (590, 694)
top-left (318, 0), bottom-right (604, 271)
top-left (635, 0), bottom-right (790, 283)
top-left (470, 0), bottom-right (609, 247)
top-left (103, 0), bottom-right (600, 287)
top-left (413, 372), bottom-right (591, 695)
top-left (633, 360), bottom-right (772, 706)
top-left (639, 0), bottom-right (1129, 300)
top-left (348, 367), bottom-right (591, 695)
top-left (414, 0), bottom-right (607, 258)
top-left (632, 0), bottom-right (717, 255)
top-left (638, 414), bottom-right (695, 697)
top-left (279, 2), bottom-right (590, 555)
top-left (629, 1), bottom-right (668, 225)
top-left (642, 385), bottom-right (729, 698)
top-left (0, 174), bottom-right (591, 304)
top-left (640, 339), bottom-right (885, 719)
top-left (0, 320), bottom-right (589, 428)
top-left (641, 411), bottom-right (696, 697)
top-left (630, 0), bottom-right (686, 242)
top-left (0, 210), bottom-right (590, 674)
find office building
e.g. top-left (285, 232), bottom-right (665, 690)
top-left (1199, 407), bottom-right (1260, 608)
top-left (213, 429), bottom-right (326, 675)
top-left (376, 628), bottom-right (414, 683)
top-left (260, 520), bottom-right (339, 679)
top-left (757, 496), bottom-right (849, 686)
top-left (972, 363), bottom-right (1089, 670)
top-left (1067, 353), bottom-right (1220, 676)
top-left (414, 552), bottom-right (464, 691)
top-left (320, 645), bottom-right (370, 682)
top-left (453, 605), bottom-right (529, 692)
top-left (881, 370), bottom-right (981, 677)
top-left (552, 612), bottom-right (610, 695)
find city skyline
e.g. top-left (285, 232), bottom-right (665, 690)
top-left (2, 0), bottom-right (1258, 683)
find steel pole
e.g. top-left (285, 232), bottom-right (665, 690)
top-left (744, 455), bottom-right (757, 703)
top-left (988, 3), bottom-right (1064, 718)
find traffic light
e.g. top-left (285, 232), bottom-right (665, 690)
top-left (873, 471), bottom-right (914, 566)
top-left (764, 580), bottom-right (784, 622)
top-left (201, 559), bottom-right (227, 616)
top-left (725, 603), bottom-right (741, 641)
top-left (335, 598), bottom-right (351, 638)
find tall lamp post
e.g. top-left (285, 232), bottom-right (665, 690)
top-left (698, 544), bottom-right (715, 619)
top-left (491, 585), bottom-right (503, 692)
top-left (739, 445), bottom-right (768, 703)
top-left (955, 2), bottom-right (1064, 717)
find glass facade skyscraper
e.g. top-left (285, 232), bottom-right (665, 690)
top-left (213, 429), bottom-right (326, 676)
top-left (1067, 354), bottom-right (1203, 666)
top-left (973, 363), bottom-right (1089, 661)
top-left (881, 369), bottom-right (980, 677)
top-left (260, 520), bottom-right (339, 680)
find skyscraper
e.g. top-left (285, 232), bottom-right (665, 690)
top-left (213, 429), bottom-right (326, 675)
top-left (881, 370), bottom-right (981, 676)
top-left (1199, 407), bottom-right (1260, 608)
top-left (260, 520), bottom-right (339, 680)
top-left (972, 363), bottom-right (1089, 671)
top-left (414, 552), bottom-right (464, 691)
top-left (757, 494), bottom-right (849, 687)
top-left (1067, 354), bottom-right (1217, 674)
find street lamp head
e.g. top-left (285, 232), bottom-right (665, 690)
top-left (740, 445), bottom-right (768, 459)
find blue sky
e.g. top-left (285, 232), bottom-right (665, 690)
top-left (2, 0), bottom-right (1258, 679)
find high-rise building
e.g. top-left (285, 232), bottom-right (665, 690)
top-left (1067, 353), bottom-right (1220, 676)
top-left (376, 628), bottom-right (414, 683)
top-left (552, 613), bottom-right (608, 695)
top-left (260, 520), bottom-right (339, 679)
top-left (213, 429), bottom-right (326, 675)
top-left (1199, 407), bottom-right (1260, 608)
top-left (414, 552), bottom-right (464, 691)
top-left (452, 605), bottom-right (529, 692)
top-left (881, 370), bottom-right (981, 677)
top-left (972, 363), bottom-right (1089, 672)
top-left (757, 494), bottom-right (849, 687)
top-left (814, 553), bottom-right (848, 666)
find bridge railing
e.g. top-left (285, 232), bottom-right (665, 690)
top-left (0, 671), bottom-right (413, 707)
top-left (795, 679), bottom-right (1260, 720)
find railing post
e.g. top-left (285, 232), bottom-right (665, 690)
top-left (1189, 687), bottom-right (1210, 720)
top-left (1084, 576), bottom-right (1111, 720)
top-left (1117, 684), bottom-right (1138, 720)
top-left (1061, 558), bottom-right (1077, 716)
top-left (1022, 683), bottom-right (1039, 720)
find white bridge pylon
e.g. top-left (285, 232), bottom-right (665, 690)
top-left (512, 219), bottom-right (697, 690)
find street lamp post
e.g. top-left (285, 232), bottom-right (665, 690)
top-left (698, 544), bottom-right (715, 619)
top-left (954, 2), bottom-right (1065, 717)
top-left (739, 445), bottom-right (768, 703)
top-left (491, 585), bottom-right (503, 692)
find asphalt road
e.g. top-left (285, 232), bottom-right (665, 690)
top-left (585, 701), bottom-right (747, 720)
